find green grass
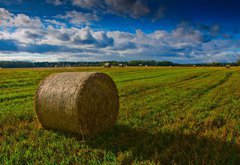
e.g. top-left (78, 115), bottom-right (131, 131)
top-left (0, 67), bottom-right (240, 164)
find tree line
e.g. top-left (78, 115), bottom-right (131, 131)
top-left (0, 60), bottom-right (239, 68)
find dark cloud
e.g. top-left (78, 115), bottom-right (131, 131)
top-left (105, 0), bottom-right (149, 18)
top-left (70, 0), bottom-right (152, 19)
top-left (23, 30), bottom-right (47, 40)
top-left (114, 41), bottom-right (136, 50)
top-left (0, 7), bottom-right (240, 63)
top-left (72, 28), bottom-right (96, 44)
top-left (152, 7), bottom-right (166, 21)
top-left (22, 44), bottom-right (62, 53)
top-left (57, 33), bottom-right (71, 41)
top-left (96, 33), bottom-right (114, 47)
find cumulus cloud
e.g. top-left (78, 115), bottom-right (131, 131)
top-left (0, 23), bottom-right (114, 51)
top-left (37, 26), bottom-right (114, 48)
top-left (10, 14), bottom-right (42, 28)
top-left (0, 8), bottom-right (12, 26)
top-left (72, 0), bottom-right (102, 8)
top-left (0, 8), bottom-right (240, 63)
top-left (171, 25), bottom-right (203, 44)
top-left (10, 29), bottom-right (47, 45)
top-left (0, 8), bottom-right (42, 28)
top-left (0, 52), bottom-right (73, 62)
top-left (1, 20), bottom-right (239, 62)
top-left (44, 19), bottom-right (67, 28)
top-left (107, 24), bottom-right (240, 62)
top-left (72, 27), bottom-right (98, 44)
top-left (107, 31), bottom-right (136, 50)
top-left (56, 11), bottom-right (99, 26)
top-left (0, 8), bottom-right (12, 20)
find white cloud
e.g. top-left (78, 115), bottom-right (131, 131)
top-left (10, 28), bottom-right (47, 45)
top-left (39, 26), bottom-right (113, 48)
top-left (10, 14), bottom-right (42, 28)
top-left (0, 8), bottom-right (12, 20)
top-left (44, 19), bottom-right (67, 27)
top-left (56, 11), bottom-right (99, 26)
top-left (0, 52), bottom-right (60, 62)
top-left (0, 22), bottom-right (113, 49)
top-left (72, 0), bottom-right (102, 8)
top-left (0, 8), bottom-right (42, 29)
top-left (0, 8), bottom-right (240, 63)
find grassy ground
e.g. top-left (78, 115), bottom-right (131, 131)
top-left (0, 67), bottom-right (240, 164)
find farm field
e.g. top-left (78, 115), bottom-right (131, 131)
top-left (0, 67), bottom-right (240, 164)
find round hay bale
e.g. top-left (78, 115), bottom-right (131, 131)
top-left (35, 72), bottom-right (119, 135)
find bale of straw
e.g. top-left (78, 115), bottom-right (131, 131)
top-left (35, 72), bottom-right (119, 135)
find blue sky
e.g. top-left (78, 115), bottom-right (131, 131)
top-left (0, 0), bottom-right (240, 63)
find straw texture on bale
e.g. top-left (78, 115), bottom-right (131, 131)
top-left (35, 72), bottom-right (119, 135)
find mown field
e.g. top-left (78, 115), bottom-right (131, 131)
top-left (0, 67), bottom-right (240, 164)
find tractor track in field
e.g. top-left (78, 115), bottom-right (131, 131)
top-left (110, 69), bottom-right (155, 76)
top-left (118, 69), bottom-right (213, 84)
top-left (0, 77), bottom-right (40, 84)
top-left (0, 94), bottom-right (34, 103)
top-left (120, 70), bottom-right (217, 97)
top-left (115, 70), bottom-right (187, 83)
top-left (122, 71), bottom-right (235, 124)
top-left (0, 81), bottom-right (36, 89)
top-left (195, 71), bottom-right (233, 96)
top-left (0, 87), bottom-right (35, 95)
top-left (179, 70), bottom-right (233, 98)
top-left (155, 70), bottom-right (232, 103)
top-left (116, 71), bottom-right (188, 83)
top-left (158, 71), bottom-right (235, 114)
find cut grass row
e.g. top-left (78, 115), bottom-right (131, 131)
top-left (0, 67), bottom-right (239, 164)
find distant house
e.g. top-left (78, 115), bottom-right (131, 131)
top-left (119, 63), bottom-right (124, 67)
top-left (226, 65), bottom-right (231, 68)
top-left (104, 63), bottom-right (111, 68)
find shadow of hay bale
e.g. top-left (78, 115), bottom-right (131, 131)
top-left (49, 125), bottom-right (240, 164)
top-left (86, 125), bottom-right (240, 164)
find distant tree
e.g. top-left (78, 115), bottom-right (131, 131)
top-left (237, 59), bottom-right (240, 66)
top-left (210, 62), bottom-right (221, 66)
top-left (157, 61), bottom-right (174, 66)
top-left (0, 61), bottom-right (35, 68)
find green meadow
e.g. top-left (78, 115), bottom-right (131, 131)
top-left (0, 67), bottom-right (240, 164)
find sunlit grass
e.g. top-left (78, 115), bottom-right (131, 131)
top-left (0, 67), bottom-right (239, 164)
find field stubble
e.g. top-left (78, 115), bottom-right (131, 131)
top-left (0, 67), bottom-right (239, 164)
